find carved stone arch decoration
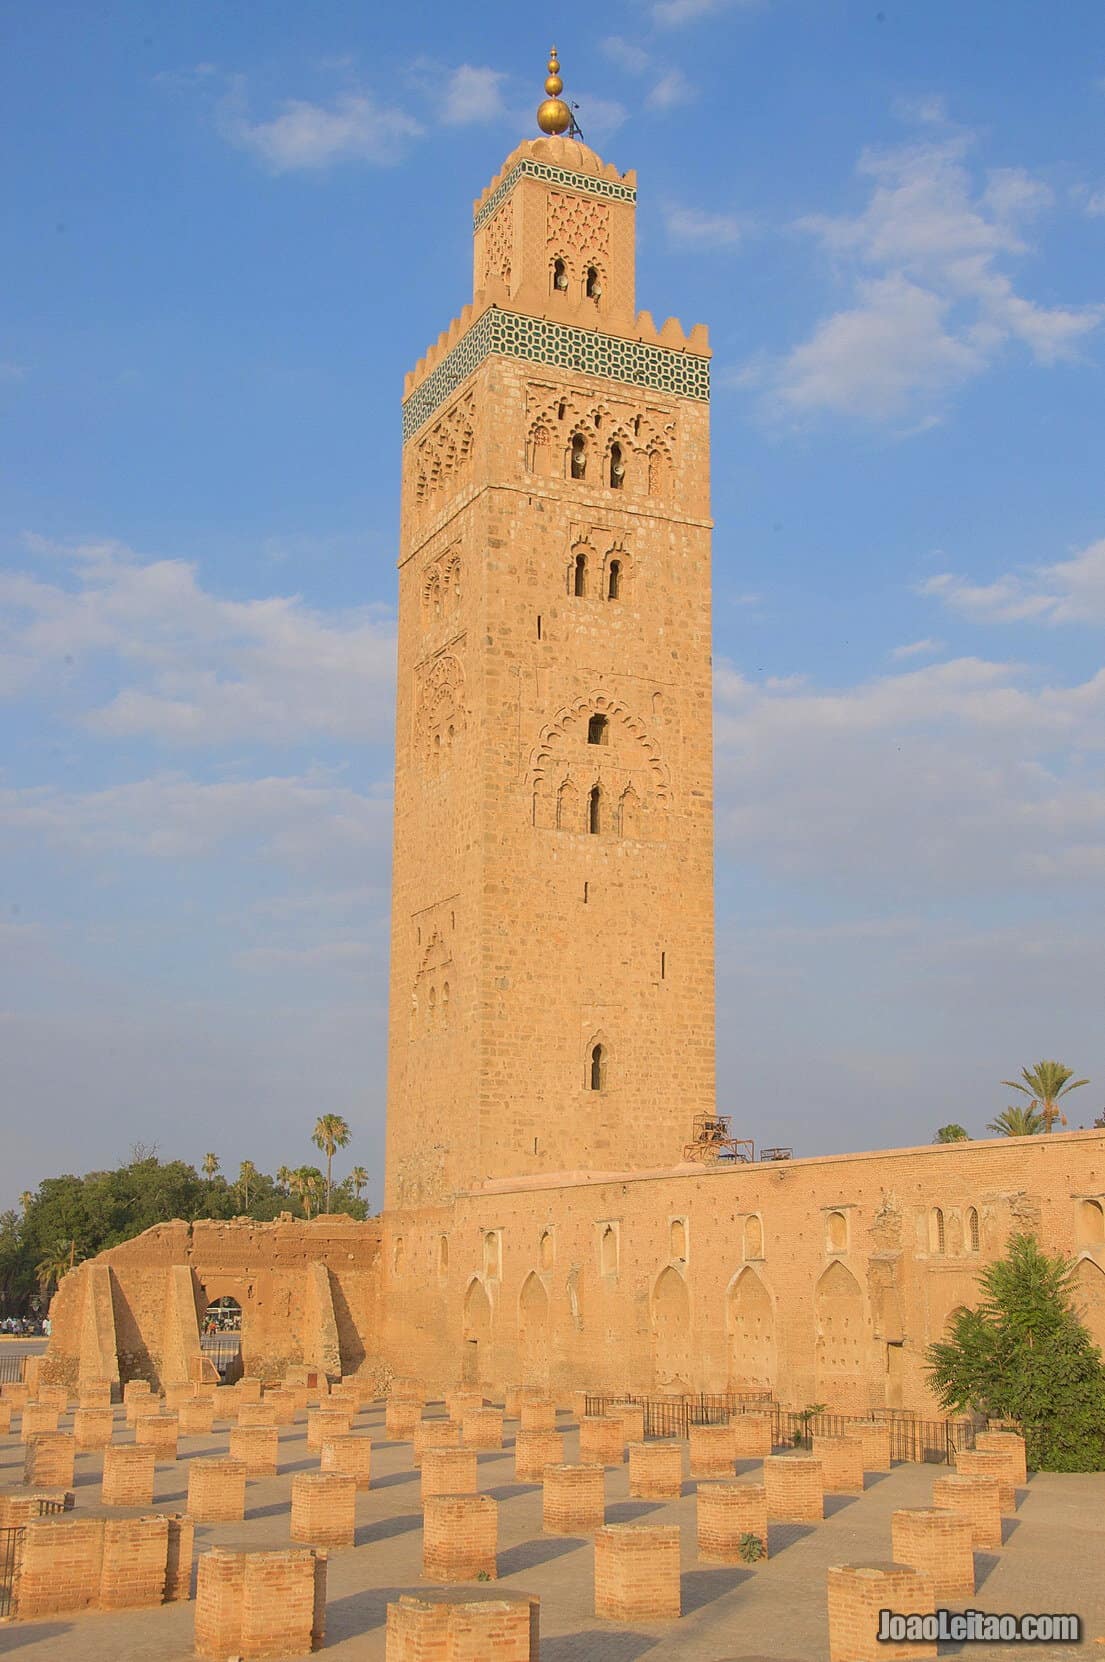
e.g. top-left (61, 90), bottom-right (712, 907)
top-left (414, 392), bottom-right (475, 510)
top-left (567, 539), bottom-right (596, 597)
top-left (646, 442), bottom-right (673, 497)
top-left (441, 548), bottom-right (462, 606)
top-left (415, 653), bottom-right (467, 773)
top-left (528, 693), bottom-right (673, 808)
top-left (602, 540), bottom-right (632, 601)
top-left (583, 1029), bottom-right (611, 1092)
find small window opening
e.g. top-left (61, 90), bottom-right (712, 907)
top-left (661, 951), bottom-right (666, 979)
top-left (633, 415), bottom-right (641, 436)
top-left (931, 1207), bottom-right (945, 1254)
top-left (587, 713), bottom-right (608, 745)
top-left (570, 434), bottom-right (586, 480)
top-left (585, 265), bottom-right (601, 300)
top-left (557, 400), bottom-right (566, 420)
top-left (536, 614), bottom-right (542, 640)
top-left (607, 559), bottom-right (621, 600)
top-left (590, 1043), bottom-right (605, 1090)
top-left (588, 785), bottom-right (601, 834)
top-left (553, 258), bottom-right (568, 292)
top-left (573, 552), bottom-right (587, 596)
top-left (609, 442), bottom-right (624, 490)
top-left (583, 881), bottom-right (589, 903)
top-left (967, 1207), bottom-right (980, 1253)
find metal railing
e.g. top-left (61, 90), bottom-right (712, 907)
top-left (200, 1334), bottom-right (242, 1377)
top-left (0, 1497), bottom-right (66, 1618)
top-left (0, 1353), bottom-right (27, 1386)
top-left (584, 1390), bottom-right (773, 1441)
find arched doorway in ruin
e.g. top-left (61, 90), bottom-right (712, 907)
top-left (814, 1259), bottom-right (866, 1412)
top-left (1074, 1256), bottom-right (1105, 1356)
top-left (462, 1277), bottom-right (492, 1386)
top-left (651, 1266), bottom-right (691, 1391)
top-left (196, 1279), bottom-right (250, 1380)
top-left (727, 1266), bottom-right (774, 1392)
top-left (518, 1272), bottom-right (551, 1387)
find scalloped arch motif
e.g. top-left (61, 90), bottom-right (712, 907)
top-left (547, 192), bottom-right (610, 261)
top-left (414, 392), bottom-right (475, 508)
top-left (529, 693), bottom-right (672, 804)
top-left (526, 387), bottom-right (674, 493)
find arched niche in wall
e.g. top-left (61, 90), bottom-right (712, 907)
top-left (651, 1266), bottom-right (691, 1391)
top-left (727, 1266), bottom-right (773, 1391)
top-left (518, 1271), bottom-right (551, 1387)
top-left (814, 1259), bottom-right (865, 1405)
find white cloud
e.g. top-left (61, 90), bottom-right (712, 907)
top-left (759, 133), bottom-right (1102, 422)
top-left (597, 39), bottom-right (695, 114)
top-left (646, 69), bottom-right (696, 111)
top-left (440, 65), bottom-right (508, 125)
top-left (652, 0), bottom-right (760, 25)
top-left (0, 362), bottom-right (26, 383)
top-left (0, 536), bottom-right (396, 744)
top-left (221, 89), bottom-right (423, 171)
top-left (921, 537), bottom-right (1105, 625)
top-left (601, 36), bottom-right (651, 74)
top-left (889, 638), bottom-right (944, 660)
top-left (665, 205), bottom-right (742, 249)
top-left (573, 94), bottom-right (629, 140)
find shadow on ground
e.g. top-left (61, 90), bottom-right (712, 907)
top-left (354, 1512), bottom-right (422, 1547)
top-left (498, 1536), bottom-right (583, 1576)
top-left (605, 1500), bottom-right (664, 1523)
top-left (541, 1632), bottom-right (657, 1662)
top-left (681, 1565), bottom-right (754, 1614)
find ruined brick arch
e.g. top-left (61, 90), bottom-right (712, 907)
top-left (528, 695), bottom-right (673, 809)
top-left (814, 1260), bottom-right (866, 1410)
top-left (518, 1271), bottom-right (551, 1385)
top-left (651, 1265), bottom-right (691, 1390)
top-left (727, 1266), bottom-right (774, 1391)
top-left (1074, 1256), bottom-right (1105, 1355)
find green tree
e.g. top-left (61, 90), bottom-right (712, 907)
top-left (35, 1239), bottom-right (78, 1299)
top-left (349, 1166), bottom-right (369, 1204)
top-left (202, 1152), bottom-right (220, 1179)
top-left (1002, 1060), bottom-right (1089, 1134)
top-left (236, 1160), bottom-right (257, 1211)
top-left (934, 1124), bottom-right (970, 1143)
top-left (275, 1165), bottom-right (293, 1192)
top-left (987, 1104), bottom-right (1044, 1138)
top-left (19, 1190), bottom-right (33, 1215)
top-left (290, 1167), bottom-right (322, 1220)
top-left (927, 1233), bottom-right (1105, 1471)
top-left (312, 1115), bottom-right (351, 1213)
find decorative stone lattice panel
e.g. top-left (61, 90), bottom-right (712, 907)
top-left (482, 200), bottom-right (513, 288)
top-left (547, 192), bottom-right (610, 260)
top-left (413, 393), bottom-right (475, 508)
top-left (473, 158), bottom-right (636, 233)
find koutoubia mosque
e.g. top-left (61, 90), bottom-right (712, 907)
top-left (44, 52), bottom-right (1105, 1417)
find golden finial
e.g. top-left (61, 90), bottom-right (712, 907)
top-left (536, 45), bottom-right (572, 136)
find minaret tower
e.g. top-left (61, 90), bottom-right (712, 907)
top-left (384, 52), bottom-right (716, 1208)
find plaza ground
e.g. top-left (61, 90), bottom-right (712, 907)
top-left (2, 1396), bottom-right (1102, 1660)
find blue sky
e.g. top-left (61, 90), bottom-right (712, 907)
top-left (3, 1), bottom-right (1104, 1210)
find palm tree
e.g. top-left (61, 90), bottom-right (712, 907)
top-left (290, 1167), bottom-right (321, 1220)
top-left (275, 1165), bottom-right (293, 1192)
top-left (18, 1191), bottom-right (32, 1216)
top-left (35, 1240), bottom-right (77, 1297)
top-left (312, 1114), bottom-right (351, 1212)
top-left (934, 1124), bottom-right (969, 1143)
top-left (237, 1160), bottom-right (258, 1210)
top-left (202, 1152), bottom-right (220, 1180)
top-left (349, 1166), bottom-right (369, 1204)
top-left (987, 1104), bottom-right (1045, 1138)
top-left (1002, 1060), bottom-right (1089, 1135)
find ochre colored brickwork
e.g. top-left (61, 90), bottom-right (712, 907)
top-left (11, 1516), bottom-right (104, 1618)
top-left (135, 1412), bottom-right (179, 1460)
top-left (386, 1397), bottom-right (422, 1440)
top-left (892, 1507), bottom-right (975, 1600)
top-left (385, 1593), bottom-right (537, 1661)
top-left (20, 1403), bottom-right (59, 1440)
top-left (178, 1398), bottom-right (215, 1436)
top-left (78, 1380), bottom-right (113, 1408)
top-left (688, 1422), bottom-right (734, 1478)
top-left (100, 1514), bottom-right (171, 1610)
top-left (24, 1431), bottom-right (75, 1488)
top-left (0, 1402), bottom-right (11, 1435)
top-left (696, 1480), bottom-right (769, 1563)
top-left (731, 1411), bottom-right (773, 1459)
top-left (188, 1456), bottom-right (247, 1522)
top-left (10, 1512), bottom-right (190, 1619)
top-left (514, 1428), bottom-right (564, 1483)
top-left (931, 1474), bottom-right (1002, 1550)
top-left (462, 1406), bottom-right (504, 1449)
top-left (612, 1402), bottom-right (645, 1445)
top-left (194, 1546), bottom-right (327, 1659)
top-left (764, 1455), bottom-right (824, 1522)
top-left (321, 1432), bottom-right (373, 1489)
top-left (421, 1445), bottom-right (478, 1501)
top-left (827, 1562), bottom-right (936, 1661)
top-left (578, 1416), bottom-right (623, 1467)
top-left (230, 1423), bottom-right (279, 1477)
top-left (291, 1471), bottom-right (357, 1548)
top-left (542, 1462), bottom-right (605, 1534)
top-left (446, 1389), bottom-right (484, 1421)
top-left (628, 1440), bottom-right (683, 1499)
top-left (594, 1524), bottom-right (681, 1620)
top-left (73, 1406), bottom-right (114, 1449)
top-left (813, 1432), bottom-right (866, 1494)
top-left (422, 1494), bottom-right (498, 1582)
top-left (518, 1397), bottom-right (558, 1433)
top-left (413, 1417), bottom-right (461, 1467)
top-left (851, 1420), bottom-right (892, 1472)
top-left (975, 1430), bottom-right (1027, 1485)
top-left (102, 1444), bottom-right (155, 1506)
top-left (954, 1450), bottom-right (1016, 1513)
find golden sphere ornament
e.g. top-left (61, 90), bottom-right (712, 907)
top-left (536, 46), bottom-right (572, 135)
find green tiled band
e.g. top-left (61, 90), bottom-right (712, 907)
top-left (473, 158), bottom-right (636, 233)
top-left (404, 308), bottom-right (709, 440)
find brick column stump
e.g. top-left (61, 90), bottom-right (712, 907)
top-left (307, 1407), bottom-right (352, 1452)
top-left (543, 1463), bottom-right (605, 1535)
top-left (0, 1402), bottom-right (11, 1435)
top-left (697, 1481), bottom-right (769, 1563)
top-left (931, 1474), bottom-right (1002, 1550)
top-left (164, 1382), bottom-right (195, 1410)
top-left (462, 1406), bottom-right (504, 1449)
top-left (892, 1507), bottom-right (975, 1600)
top-left (135, 1413), bottom-right (179, 1461)
top-left (103, 1444), bottom-right (156, 1506)
top-left (37, 1385), bottom-right (68, 1411)
top-left (230, 1423), bottom-right (279, 1478)
top-left (422, 1495), bottom-right (498, 1582)
top-left (851, 1420), bottom-right (892, 1473)
top-left (24, 1431), bottom-right (75, 1489)
top-left (413, 1417), bottom-right (461, 1467)
top-left (195, 1546), bottom-right (327, 1659)
top-left (504, 1385), bottom-right (524, 1419)
top-left (628, 1440), bottom-right (683, 1499)
top-left (975, 1430), bottom-right (1027, 1485)
top-left (239, 1401), bottom-right (277, 1428)
top-left (386, 1397), bottom-right (422, 1440)
top-left (813, 1433), bottom-right (865, 1494)
top-left (578, 1416), bottom-right (624, 1467)
top-left (689, 1422), bottom-right (734, 1479)
top-left (764, 1455), bottom-right (824, 1521)
top-left (237, 1376), bottom-right (263, 1402)
top-left (11, 1516), bottom-right (104, 1617)
top-left (385, 1593), bottom-right (536, 1661)
top-left (74, 1406), bottom-right (114, 1450)
top-left (123, 1382), bottom-right (153, 1422)
top-left (446, 1389), bottom-right (484, 1422)
top-left (188, 1457), bottom-right (248, 1522)
top-left (827, 1562), bottom-right (936, 1660)
top-left (178, 1398), bottom-right (215, 1437)
top-left (612, 1401), bottom-right (646, 1446)
top-left (78, 1380), bottom-right (113, 1409)
top-left (514, 1428), bottom-right (563, 1483)
top-left (165, 1513), bottom-right (195, 1602)
top-left (594, 1525), bottom-right (681, 1621)
top-left (321, 1433), bottom-right (373, 1490)
top-left (266, 1388), bottom-right (300, 1426)
top-left (20, 1404), bottom-right (59, 1440)
top-left (519, 1396), bottom-right (557, 1432)
top-left (732, 1412), bottom-right (774, 1459)
top-left (100, 1514), bottom-right (171, 1609)
top-left (291, 1471), bottom-right (357, 1549)
top-left (391, 1376), bottom-right (425, 1405)
top-left (954, 1451), bottom-right (1015, 1513)
top-left (422, 1446), bottom-right (478, 1501)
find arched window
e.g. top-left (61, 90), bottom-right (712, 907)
top-left (438, 1235), bottom-right (449, 1275)
top-left (826, 1210), bottom-right (847, 1253)
top-left (585, 265), bottom-right (601, 300)
top-left (552, 257), bottom-right (568, 293)
top-left (670, 1218), bottom-right (687, 1260)
top-left (540, 1229), bottom-right (554, 1270)
top-left (967, 1207), bottom-right (980, 1253)
top-left (600, 1224), bottom-right (617, 1276)
top-left (931, 1207), bottom-right (946, 1255)
top-left (570, 434), bottom-right (587, 480)
top-left (1077, 1198), bottom-right (1105, 1245)
top-left (744, 1215), bottom-right (764, 1259)
top-left (441, 982), bottom-right (450, 1026)
top-left (590, 1043), bottom-right (605, 1090)
top-left (573, 552), bottom-right (587, 596)
top-left (607, 559), bottom-right (621, 600)
top-left (588, 785), bottom-right (601, 834)
top-left (587, 713), bottom-right (608, 745)
top-left (483, 1231), bottom-right (501, 1279)
top-left (393, 1237), bottom-right (405, 1273)
top-left (609, 442), bottom-right (625, 490)
top-left (427, 985), bottom-right (436, 1028)
top-left (557, 400), bottom-right (566, 421)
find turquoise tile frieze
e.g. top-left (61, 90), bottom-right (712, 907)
top-left (473, 159), bottom-right (636, 233)
top-left (403, 309), bottom-right (709, 440)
